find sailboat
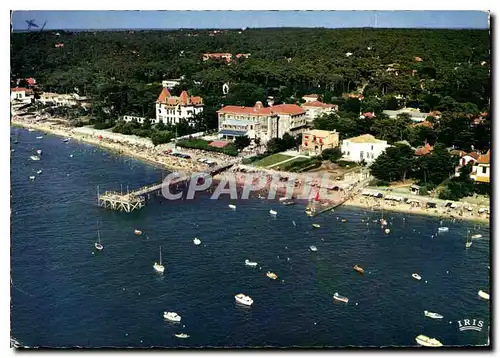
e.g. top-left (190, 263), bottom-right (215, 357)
top-left (306, 191), bottom-right (320, 216)
top-left (153, 245), bottom-right (165, 273)
top-left (466, 230), bottom-right (473, 248)
top-left (95, 229), bottom-right (104, 251)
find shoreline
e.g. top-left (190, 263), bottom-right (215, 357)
top-left (12, 119), bottom-right (490, 226)
top-left (11, 118), bottom-right (201, 173)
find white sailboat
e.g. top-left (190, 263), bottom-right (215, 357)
top-left (95, 229), bottom-right (103, 251)
top-left (154, 245), bottom-right (165, 273)
top-left (466, 230), bottom-right (473, 248)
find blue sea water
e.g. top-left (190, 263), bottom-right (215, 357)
top-left (10, 128), bottom-right (491, 348)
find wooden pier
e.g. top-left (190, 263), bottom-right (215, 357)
top-left (97, 162), bottom-right (236, 213)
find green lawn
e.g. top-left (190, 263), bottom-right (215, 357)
top-left (252, 153), bottom-right (292, 168)
top-left (276, 157), bottom-right (311, 171)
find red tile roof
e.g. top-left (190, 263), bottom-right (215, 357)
top-left (26, 78), bottom-right (36, 86)
top-left (11, 87), bottom-right (28, 92)
top-left (415, 143), bottom-right (434, 156)
top-left (466, 152), bottom-right (480, 160)
top-left (217, 102), bottom-right (305, 116)
top-left (478, 150), bottom-right (490, 164)
top-left (157, 89), bottom-right (203, 106)
top-left (302, 101), bottom-right (337, 109)
top-left (157, 88), bottom-right (171, 103)
top-left (209, 140), bottom-right (230, 148)
top-left (362, 112), bottom-right (376, 119)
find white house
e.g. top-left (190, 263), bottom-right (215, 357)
top-left (155, 88), bottom-right (204, 126)
top-left (122, 115), bottom-right (149, 124)
top-left (162, 79), bottom-right (181, 89)
top-left (38, 92), bottom-right (90, 108)
top-left (216, 101), bottom-right (307, 143)
top-left (10, 88), bottom-right (33, 104)
top-left (302, 94), bottom-right (319, 103)
top-left (301, 100), bottom-right (338, 122)
top-left (341, 134), bottom-right (390, 164)
top-left (382, 107), bottom-right (430, 122)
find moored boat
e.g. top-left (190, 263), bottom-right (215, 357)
top-left (353, 265), bottom-right (364, 274)
top-left (471, 234), bottom-right (482, 239)
top-left (341, 218), bottom-right (348, 223)
top-left (333, 292), bottom-right (349, 303)
top-left (30, 155), bottom-right (40, 161)
top-left (384, 228), bottom-right (391, 234)
top-left (478, 290), bottom-right (490, 300)
top-left (309, 245), bottom-right (318, 252)
top-left (63, 138), bottom-right (71, 143)
top-left (228, 204), bottom-right (236, 210)
top-left (153, 245), bottom-right (165, 273)
top-left (134, 229), bottom-right (142, 236)
top-left (412, 273), bottom-right (422, 281)
top-left (235, 293), bottom-right (253, 306)
top-left (266, 271), bottom-right (278, 280)
top-left (36, 150), bottom-right (42, 155)
top-left (174, 333), bottom-right (190, 339)
top-left (29, 176), bottom-right (35, 181)
top-left (28, 128), bottom-right (35, 132)
top-left (312, 223), bottom-right (321, 228)
top-left (163, 311), bottom-right (181, 322)
top-left (415, 334), bottom-right (443, 347)
top-left (424, 310), bottom-right (443, 319)
top-left (438, 227), bottom-right (449, 232)
top-left (36, 136), bottom-right (43, 139)
top-left (36, 170), bottom-right (42, 175)
top-left (193, 238), bottom-right (201, 246)
top-left (269, 209), bottom-right (277, 216)
top-left (245, 259), bottom-right (258, 267)
top-left (282, 200), bottom-right (295, 206)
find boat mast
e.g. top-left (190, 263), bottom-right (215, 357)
top-left (159, 245), bottom-right (162, 265)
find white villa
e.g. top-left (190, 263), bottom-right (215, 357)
top-left (341, 134), bottom-right (390, 164)
top-left (38, 92), bottom-right (91, 108)
top-left (382, 107), bottom-right (431, 122)
top-left (162, 79), bottom-right (181, 89)
top-left (10, 88), bottom-right (34, 104)
top-left (217, 101), bottom-right (307, 143)
top-left (301, 100), bottom-right (338, 122)
top-left (155, 88), bottom-right (204, 126)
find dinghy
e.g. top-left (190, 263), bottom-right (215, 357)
top-left (266, 271), bottom-right (278, 280)
top-left (29, 176), bottom-right (35, 181)
top-left (438, 227), bottom-right (449, 232)
top-left (424, 310), bottom-right (444, 319)
top-left (333, 292), bottom-right (349, 303)
top-left (36, 136), bottom-right (43, 139)
top-left (269, 209), bottom-right (277, 216)
top-left (174, 333), bottom-right (190, 339)
top-left (353, 265), bottom-right (364, 274)
top-left (163, 312), bottom-right (181, 322)
top-left (134, 229), bottom-right (142, 236)
top-left (228, 204), bottom-right (236, 210)
top-left (478, 290), bottom-right (490, 300)
top-left (36, 170), bottom-right (42, 175)
top-left (412, 273), bottom-right (422, 281)
top-left (471, 234), bottom-right (482, 239)
top-left (245, 259), bottom-right (258, 267)
top-left (309, 245), bottom-right (318, 252)
top-left (415, 334), bottom-right (443, 347)
top-left (312, 224), bottom-right (321, 228)
top-left (30, 155), bottom-right (40, 161)
top-left (193, 238), bottom-right (201, 246)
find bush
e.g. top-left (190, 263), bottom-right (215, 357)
top-left (94, 122), bottom-right (113, 130)
top-left (151, 131), bottom-right (174, 146)
top-left (321, 147), bottom-right (342, 162)
top-left (337, 160), bottom-right (357, 167)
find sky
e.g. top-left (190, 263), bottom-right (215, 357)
top-left (11, 10), bottom-right (490, 30)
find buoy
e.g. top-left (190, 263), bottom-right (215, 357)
top-left (314, 322), bottom-right (317, 325)
top-left (356, 303), bottom-right (359, 306)
top-left (425, 280), bottom-right (428, 283)
top-left (446, 271), bottom-right (449, 274)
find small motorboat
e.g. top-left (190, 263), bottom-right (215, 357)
top-left (341, 218), bottom-right (348, 223)
top-left (312, 224), bottom-right (321, 228)
top-left (174, 333), bottom-right (190, 339)
top-left (333, 292), bottom-right (349, 303)
top-left (36, 170), bottom-right (43, 175)
top-left (353, 265), bottom-right (364, 274)
top-left (134, 230), bottom-right (142, 236)
top-left (424, 310), bottom-right (443, 319)
top-left (245, 259), bottom-right (258, 267)
top-left (309, 245), bottom-right (318, 252)
top-left (11, 149), bottom-right (15, 152)
top-left (478, 290), bottom-right (490, 300)
top-left (471, 234), bottom-right (482, 239)
top-left (36, 136), bottom-right (43, 139)
top-left (412, 273), bottom-right (422, 281)
top-left (193, 238), bottom-right (201, 246)
top-left (269, 209), bottom-right (277, 216)
top-left (384, 228), bottom-right (391, 234)
top-left (29, 176), bottom-right (35, 181)
top-left (415, 334), bottom-right (443, 347)
top-left (36, 150), bottom-right (42, 155)
top-left (380, 219), bottom-right (388, 226)
top-left (63, 138), bottom-right (71, 143)
top-left (28, 128), bottom-right (35, 132)
top-left (228, 204), bottom-right (236, 210)
top-left (69, 154), bottom-right (74, 158)
top-left (282, 200), bottom-right (295, 206)
top-left (438, 227), bottom-right (449, 232)
top-left (235, 293), bottom-right (254, 306)
top-left (266, 271), bottom-right (278, 280)
top-left (30, 155), bottom-right (40, 161)
top-left (163, 312), bottom-right (181, 322)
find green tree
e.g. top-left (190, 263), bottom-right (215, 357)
top-left (234, 135), bottom-right (251, 150)
top-left (370, 143), bottom-right (415, 182)
top-left (321, 147), bottom-right (342, 162)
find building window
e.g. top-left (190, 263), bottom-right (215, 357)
top-left (482, 167), bottom-right (487, 174)
top-left (371, 145), bottom-right (374, 150)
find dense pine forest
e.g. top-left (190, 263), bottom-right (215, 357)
top-left (11, 28), bottom-right (490, 119)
